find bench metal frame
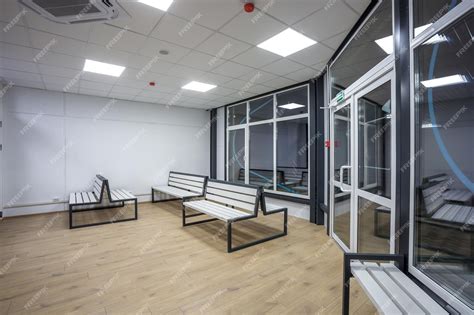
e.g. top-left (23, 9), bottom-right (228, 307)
top-left (69, 175), bottom-right (138, 229)
top-left (182, 179), bottom-right (288, 253)
top-left (151, 171), bottom-right (207, 203)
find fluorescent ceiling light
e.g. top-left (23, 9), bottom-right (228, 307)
top-left (278, 103), bottom-right (305, 110)
top-left (182, 81), bottom-right (216, 92)
top-left (375, 35), bottom-right (394, 54)
top-left (83, 59), bottom-right (125, 77)
top-left (139, 0), bottom-right (174, 11)
top-left (375, 24), bottom-right (447, 54)
top-left (422, 123), bottom-right (441, 129)
top-left (257, 28), bottom-right (317, 57)
top-left (421, 74), bottom-right (467, 88)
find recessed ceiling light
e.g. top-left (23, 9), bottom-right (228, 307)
top-left (375, 35), bottom-right (394, 54)
top-left (422, 123), bottom-right (442, 129)
top-left (421, 74), bottom-right (467, 88)
top-left (83, 59), bottom-right (125, 77)
top-left (257, 28), bottom-right (317, 57)
top-left (182, 81), bottom-right (216, 92)
top-left (278, 103), bottom-right (305, 110)
top-left (139, 0), bottom-right (174, 11)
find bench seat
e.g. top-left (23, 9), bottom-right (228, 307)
top-left (431, 204), bottom-right (473, 224)
top-left (110, 188), bottom-right (136, 202)
top-left (69, 192), bottom-right (99, 205)
top-left (183, 200), bottom-right (250, 222)
top-left (351, 261), bottom-right (447, 314)
top-left (152, 185), bottom-right (201, 199)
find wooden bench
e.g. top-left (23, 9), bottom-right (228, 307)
top-left (69, 175), bottom-right (137, 229)
top-left (182, 179), bottom-right (287, 252)
top-left (151, 171), bottom-right (207, 203)
top-left (342, 253), bottom-right (448, 315)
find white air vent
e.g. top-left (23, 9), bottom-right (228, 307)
top-left (19, 0), bottom-right (129, 24)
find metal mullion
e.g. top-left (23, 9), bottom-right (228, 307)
top-left (275, 113), bottom-right (309, 122)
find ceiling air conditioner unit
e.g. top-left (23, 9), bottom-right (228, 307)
top-left (19, 0), bottom-right (129, 24)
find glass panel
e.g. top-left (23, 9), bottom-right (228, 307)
top-left (413, 12), bottom-right (474, 310)
top-left (228, 103), bottom-right (247, 126)
top-left (357, 197), bottom-right (390, 253)
top-left (413, 0), bottom-right (463, 38)
top-left (334, 106), bottom-right (351, 184)
top-left (276, 86), bottom-right (308, 118)
top-left (249, 96), bottom-right (274, 122)
top-left (249, 123), bottom-right (274, 189)
top-left (334, 187), bottom-right (351, 248)
top-left (276, 118), bottom-right (308, 195)
top-left (228, 129), bottom-right (245, 183)
top-left (358, 81), bottom-right (391, 199)
top-left (330, 0), bottom-right (392, 99)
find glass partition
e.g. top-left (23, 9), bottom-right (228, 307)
top-left (413, 11), bottom-right (474, 310)
top-left (413, 0), bottom-right (463, 38)
top-left (228, 129), bottom-right (245, 183)
top-left (228, 103), bottom-right (247, 126)
top-left (249, 123), bottom-right (274, 188)
top-left (249, 96), bottom-right (273, 122)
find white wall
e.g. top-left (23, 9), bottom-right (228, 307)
top-left (3, 86), bottom-right (210, 216)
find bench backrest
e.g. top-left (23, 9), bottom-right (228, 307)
top-left (168, 171), bottom-right (207, 195)
top-left (421, 179), bottom-right (448, 215)
top-left (301, 171), bottom-right (308, 186)
top-left (205, 179), bottom-right (261, 215)
top-left (238, 168), bottom-right (285, 187)
top-left (93, 175), bottom-right (109, 202)
top-left (278, 167), bottom-right (307, 184)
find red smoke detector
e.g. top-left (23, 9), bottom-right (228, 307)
top-left (149, 81), bottom-right (155, 86)
top-left (244, 2), bottom-right (254, 13)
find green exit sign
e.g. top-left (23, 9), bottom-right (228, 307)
top-left (336, 90), bottom-right (345, 103)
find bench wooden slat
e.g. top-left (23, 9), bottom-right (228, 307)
top-left (169, 181), bottom-right (203, 193)
top-left (118, 189), bottom-right (134, 199)
top-left (153, 186), bottom-right (200, 198)
top-left (69, 193), bottom-right (76, 205)
top-left (206, 193), bottom-right (255, 212)
top-left (207, 180), bottom-right (257, 196)
top-left (364, 262), bottom-right (425, 314)
top-left (183, 200), bottom-right (250, 222)
top-left (170, 173), bottom-right (206, 183)
top-left (169, 177), bottom-right (203, 189)
top-left (82, 192), bottom-right (90, 203)
top-left (87, 192), bottom-right (97, 203)
top-left (206, 187), bottom-right (256, 204)
top-left (350, 261), bottom-right (403, 315)
top-left (381, 263), bottom-right (448, 314)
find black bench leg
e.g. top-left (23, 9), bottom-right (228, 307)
top-left (69, 205), bottom-right (73, 229)
top-left (342, 254), bottom-right (352, 315)
top-left (227, 222), bottom-right (232, 253)
top-left (134, 199), bottom-right (138, 220)
top-left (182, 204), bottom-right (186, 226)
top-left (151, 188), bottom-right (155, 203)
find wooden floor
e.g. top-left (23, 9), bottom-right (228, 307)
top-left (0, 201), bottom-right (375, 314)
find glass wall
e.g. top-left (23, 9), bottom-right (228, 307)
top-left (413, 9), bottom-right (473, 311)
top-left (329, 0), bottom-right (393, 99)
top-left (413, 0), bottom-right (463, 38)
top-left (227, 85), bottom-right (310, 197)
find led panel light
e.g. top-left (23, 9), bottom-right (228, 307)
top-left (83, 59), bottom-right (125, 77)
top-left (278, 103), bottom-right (305, 110)
top-left (182, 81), bottom-right (216, 92)
top-left (139, 0), bottom-right (174, 11)
top-left (375, 35), bottom-right (394, 54)
top-left (422, 123), bottom-right (442, 129)
top-left (257, 28), bottom-right (317, 57)
top-left (421, 74), bottom-right (467, 88)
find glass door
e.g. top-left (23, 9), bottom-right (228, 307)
top-left (330, 71), bottom-right (395, 254)
top-left (330, 100), bottom-right (353, 251)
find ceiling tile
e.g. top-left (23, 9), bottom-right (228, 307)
top-left (209, 86), bottom-right (236, 97)
top-left (6, 78), bottom-right (44, 89)
top-left (83, 43), bottom-right (130, 68)
top-left (44, 82), bottom-right (78, 93)
top-left (263, 76), bottom-right (297, 89)
top-left (28, 29), bottom-right (87, 58)
top-left (231, 47), bottom-right (281, 68)
top-left (220, 11), bottom-right (286, 45)
top-left (88, 24), bottom-right (147, 53)
top-left (166, 64), bottom-right (205, 80)
top-left (0, 43), bottom-right (36, 61)
top-left (115, 78), bottom-right (149, 90)
top-left (196, 71), bottom-right (233, 85)
top-left (36, 51), bottom-right (85, 70)
top-left (150, 14), bottom-right (213, 49)
top-left (287, 44), bottom-right (334, 66)
top-left (293, 1), bottom-right (359, 42)
top-left (212, 61), bottom-right (254, 78)
top-left (322, 30), bottom-right (350, 50)
top-left (24, 12), bottom-right (92, 41)
top-left (255, 0), bottom-right (326, 25)
top-left (222, 78), bottom-right (248, 91)
top-left (79, 79), bottom-right (114, 92)
top-left (1, 0), bottom-right (26, 26)
top-left (169, 0), bottom-right (242, 30)
top-left (134, 95), bottom-right (160, 103)
top-left (0, 57), bottom-right (38, 73)
top-left (80, 71), bottom-right (118, 85)
top-left (0, 68), bottom-right (42, 82)
top-left (79, 87), bottom-right (109, 97)
top-left (195, 33), bottom-right (251, 60)
top-left (343, 0), bottom-right (371, 14)
top-left (138, 37), bottom-right (190, 63)
top-left (38, 64), bottom-right (79, 78)
top-left (179, 50), bottom-right (224, 71)
top-left (239, 70), bottom-right (278, 85)
top-left (285, 67), bottom-right (318, 82)
top-left (107, 2), bottom-right (164, 36)
top-left (262, 59), bottom-right (305, 76)
top-left (0, 24), bottom-right (30, 46)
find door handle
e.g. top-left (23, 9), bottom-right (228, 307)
top-left (339, 165), bottom-right (352, 192)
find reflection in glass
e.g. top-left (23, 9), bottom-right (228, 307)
top-left (250, 96), bottom-right (274, 122)
top-left (249, 123), bottom-right (274, 189)
top-left (330, 0), bottom-right (392, 99)
top-left (334, 186), bottom-right (351, 248)
top-left (228, 129), bottom-right (245, 183)
top-left (276, 86), bottom-right (308, 118)
top-left (413, 12), bottom-right (474, 309)
top-left (228, 103), bottom-right (247, 126)
top-left (276, 118), bottom-right (308, 195)
top-left (334, 106), bottom-right (351, 185)
top-left (358, 197), bottom-right (390, 253)
top-left (413, 0), bottom-right (463, 38)
top-left (358, 81), bottom-right (391, 199)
